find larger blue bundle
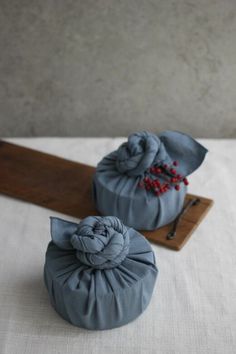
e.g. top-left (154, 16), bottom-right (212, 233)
top-left (44, 216), bottom-right (158, 330)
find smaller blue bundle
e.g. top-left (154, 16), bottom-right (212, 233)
top-left (44, 216), bottom-right (158, 330)
top-left (93, 130), bottom-right (208, 230)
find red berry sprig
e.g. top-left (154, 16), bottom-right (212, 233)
top-left (138, 160), bottom-right (189, 197)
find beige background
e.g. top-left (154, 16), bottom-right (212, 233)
top-left (1, 0), bottom-right (236, 137)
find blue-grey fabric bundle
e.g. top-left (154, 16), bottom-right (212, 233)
top-left (93, 130), bottom-right (208, 230)
top-left (44, 216), bottom-right (158, 330)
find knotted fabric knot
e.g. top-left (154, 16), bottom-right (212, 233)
top-left (50, 216), bottom-right (130, 270)
top-left (116, 131), bottom-right (167, 176)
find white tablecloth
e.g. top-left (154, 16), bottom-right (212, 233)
top-left (0, 138), bottom-right (236, 354)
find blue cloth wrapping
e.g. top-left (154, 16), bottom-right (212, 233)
top-left (44, 216), bottom-right (158, 330)
top-left (93, 130), bottom-right (208, 230)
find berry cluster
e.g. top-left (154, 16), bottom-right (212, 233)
top-left (138, 160), bottom-right (189, 197)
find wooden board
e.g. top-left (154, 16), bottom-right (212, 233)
top-left (142, 194), bottom-right (213, 250)
top-left (0, 140), bottom-right (213, 250)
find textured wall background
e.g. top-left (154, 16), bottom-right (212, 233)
top-left (0, 0), bottom-right (236, 137)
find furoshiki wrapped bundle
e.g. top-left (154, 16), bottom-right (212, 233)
top-left (44, 216), bottom-right (158, 330)
top-left (93, 130), bottom-right (207, 230)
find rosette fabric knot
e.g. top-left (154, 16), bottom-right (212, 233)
top-left (116, 131), bottom-right (168, 176)
top-left (93, 130), bottom-right (208, 230)
top-left (44, 216), bottom-right (158, 330)
top-left (52, 216), bottom-right (129, 269)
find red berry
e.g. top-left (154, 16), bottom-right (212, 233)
top-left (173, 161), bottom-right (178, 166)
top-left (183, 178), bottom-right (189, 186)
top-left (175, 185), bottom-right (180, 191)
top-left (154, 179), bottom-right (160, 186)
top-left (151, 181), bottom-right (156, 187)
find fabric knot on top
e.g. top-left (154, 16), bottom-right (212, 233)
top-left (116, 131), bottom-right (167, 176)
top-left (50, 216), bottom-right (130, 269)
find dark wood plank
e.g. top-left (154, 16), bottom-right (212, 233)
top-left (0, 140), bottom-right (213, 250)
top-left (0, 140), bottom-right (97, 218)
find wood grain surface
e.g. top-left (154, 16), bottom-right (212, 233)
top-left (0, 140), bottom-right (213, 250)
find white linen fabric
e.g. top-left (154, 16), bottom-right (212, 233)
top-left (0, 138), bottom-right (235, 354)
